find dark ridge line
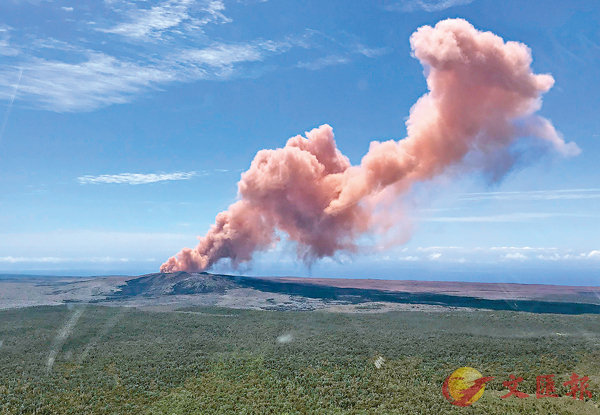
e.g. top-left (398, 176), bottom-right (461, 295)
top-left (111, 272), bottom-right (600, 315)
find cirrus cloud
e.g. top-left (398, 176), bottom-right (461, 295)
top-left (78, 171), bottom-right (197, 185)
top-left (385, 0), bottom-right (476, 12)
top-left (0, 1), bottom-right (386, 112)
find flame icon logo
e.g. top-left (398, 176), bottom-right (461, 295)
top-left (442, 367), bottom-right (494, 407)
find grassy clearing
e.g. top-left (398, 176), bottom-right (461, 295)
top-left (0, 305), bottom-right (598, 414)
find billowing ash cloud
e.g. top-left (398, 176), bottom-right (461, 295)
top-left (160, 18), bottom-right (579, 273)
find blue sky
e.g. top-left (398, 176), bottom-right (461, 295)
top-left (0, 0), bottom-right (598, 284)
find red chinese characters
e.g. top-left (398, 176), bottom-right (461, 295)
top-left (536, 374), bottom-right (559, 398)
top-left (563, 373), bottom-right (592, 401)
top-left (501, 374), bottom-right (530, 399)
top-left (499, 373), bottom-right (592, 401)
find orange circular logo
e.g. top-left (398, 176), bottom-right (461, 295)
top-left (442, 367), bottom-right (493, 407)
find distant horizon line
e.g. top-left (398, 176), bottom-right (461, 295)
top-left (2, 270), bottom-right (599, 288)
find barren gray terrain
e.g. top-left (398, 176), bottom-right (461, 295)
top-left (1, 272), bottom-right (599, 314)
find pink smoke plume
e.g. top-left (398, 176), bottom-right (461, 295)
top-left (160, 18), bottom-right (579, 273)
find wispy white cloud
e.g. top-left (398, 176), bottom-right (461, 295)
top-left (296, 44), bottom-right (389, 71)
top-left (100, 0), bottom-right (230, 41)
top-left (179, 39), bottom-right (296, 71)
top-left (297, 55), bottom-right (350, 70)
top-left (534, 253), bottom-right (589, 261)
top-left (418, 246), bottom-right (565, 254)
top-left (0, 256), bottom-right (62, 263)
top-left (0, 2), bottom-right (386, 111)
top-left (181, 43), bottom-right (264, 66)
top-left (1, 52), bottom-right (170, 112)
top-left (410, 246), bottom-right (600, 264)
top-left (385, 0), bottom-right (475, 12)
top-left (0, 26), bottom-right (19, 57)
top-left (423, 212), bottom-right (594, 223)
top-left (459, 188), bottom-right (600, 202)
top-left (504, 252), bottom-right (528, 261)
top-left (488, 246), bottom-right (561, 253)
top-left (78, 171), bottom-right (197, 185)
top-left (315, 245), bottom-right (600, 267)
top-left (399, 255), bottom-right (419, 261)
top-left (0, 38), bottom-right (297, 111)
top-left (416, 246), bottom-right (463, 252)
top-left (354, 45), bottom-right (389, 58)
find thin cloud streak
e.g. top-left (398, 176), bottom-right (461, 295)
top-left (422, 212), bottom-right (595, 223)
top-left (78, 171), bottom-right (197, 185)
top-left (459, 188), bottom-right (600, 201)
top-left (0, 68), bottom-right (22, 146)
top-left (395, 246), bottom-right (600, 264)
top-left (416, 245), bottom-right (563, 254)
top-left (296, 55), bottom-right (350, 70)
top-left (296, 44), bottom-right (389, 71)
top-left (385, 0), bottom-right (476, 12)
